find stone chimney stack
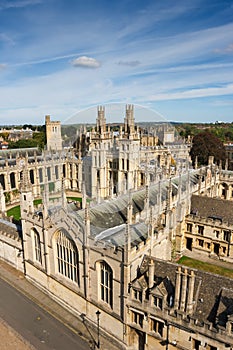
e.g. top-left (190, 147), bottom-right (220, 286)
top-left (180, 268), bottom-right (188, 312)
top-left (208, 156), bottom-right (214, 166)
top-left (148, 259), bottom-right (154, 289)
top-left (0, 184), bottom-right (6, 215)
top-left (186, 270), bottom-right (195, 314)
top-left (174, 266), bottom-right (182, 310)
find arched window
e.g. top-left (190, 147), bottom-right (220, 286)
top-left (56, 230), bottom-right (79, 284)
top-left (32, 229), bottom-right (42, 264)
top-left (100, 261), bottom-right (113, 307)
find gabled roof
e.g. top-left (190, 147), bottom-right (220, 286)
top-left (131, 275), bottom-right (148, 290)
top-left (151, 276), bottom-right (174, 297)
top-left (139, 255), bottom-right (233, 325)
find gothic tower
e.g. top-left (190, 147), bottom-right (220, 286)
top-left (124, 104), bottom-right (135, 136)
top-left (96, 106), bottom-right (106, 136)
top-left (20, 161), bottom-right (34, 217)
top-left (45, 115), bottom-right (62, 151)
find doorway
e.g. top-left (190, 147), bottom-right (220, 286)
top-left (186, 237), bottom-right (193, 251)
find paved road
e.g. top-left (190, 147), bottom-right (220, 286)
top-left (0, 277), bottom-right (90, 350)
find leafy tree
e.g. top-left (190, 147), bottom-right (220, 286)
top-left (0, 132), bottom-right (9, 140)
top-left (8, 139), bottom-right (38, 149)
top-left (190, 131), bottom-right (226, 166)
top-left (224, 130), bottom-right (233, 142)
top-left (22, 124), bottom-right (33, 130)
top-left (33, 131), bottom-right (46, 149)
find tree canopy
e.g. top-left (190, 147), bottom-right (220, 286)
top-left (190, 131), bottom-right (226, 166)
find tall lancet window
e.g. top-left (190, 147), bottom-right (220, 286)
top-left (56, 230), bottom-right (79, 284)
top-left (32, 229), bottom-right (42, 264)
top-left (100, 261), bottom-right (113, 307)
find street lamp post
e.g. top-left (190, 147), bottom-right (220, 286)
top-left (96, 310), bottom-right (101, 349)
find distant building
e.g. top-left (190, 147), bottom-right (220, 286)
top-left (0, 127), bottom-right (33, 142)
top-left (225, 143), bottom-right (233, 170)
top-left (45, 115), bottom-right (62, 151)
top-left (0, 141), bottom-right (8, 149)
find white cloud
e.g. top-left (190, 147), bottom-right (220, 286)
top-left (71, 56), bottom-right (101, 69)
top-left (148, 84), bottom-right (233, 101)
top-left (0, 0), bottom-right (42, 10)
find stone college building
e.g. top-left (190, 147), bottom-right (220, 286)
top-left (0, 105), bottom-right (233, 350)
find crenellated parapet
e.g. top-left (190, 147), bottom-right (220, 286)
top-left (0, 218), bottom-right (24, 271)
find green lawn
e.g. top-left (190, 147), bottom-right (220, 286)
top-left (7, 205), bottom-right (21, 221)
top-left (67, 197), bottom-right (82, 202)
top-left (178, 256), bottom-right (233, 279)
top-left (6, 197), bottom-right (82, 221)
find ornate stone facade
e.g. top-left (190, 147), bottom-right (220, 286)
top-left (0, 105), bottom-right (233, 349)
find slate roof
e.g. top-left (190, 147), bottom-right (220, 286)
top-left (140, 255), bottom-right (233, 326)
top-left (191, 195), bottom-right (233, 224)
top-left (73, 169), bottom-right (201, 244)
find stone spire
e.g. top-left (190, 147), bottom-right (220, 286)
top-left (125, 192), bottom-right (133, 263)
top-left (124, 104), bottom-right (135, 136)
top-left (42, 175), bottom-right (49, 219)
top-left (96, 105), bottom-right (106, 135)
top-left (20, 161), bottom-right (32, 192)
top-left (0, 184), bottom-right (6, 214)
top-left (82, 182), bottom-right (87, 209)
top-left (61, 177), bottom-right (67, 210)
top-left (144, 180), bottom-right (150, 222)
top-left (20, 161), bottom-right (34, 215)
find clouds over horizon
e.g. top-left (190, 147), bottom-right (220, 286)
top-left (0, 0), bottom-right (233, 124)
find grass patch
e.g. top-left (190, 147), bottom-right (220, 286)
top-left (6, 197), bottom-right (82, 221)
top-left (7, 206), bottom-right (21, 221)
top-left (67, 197), bottom-right (82, 202)
top-left (34, 199), bottom-right (42, 206)
top-left (178, 256), bottom-right (233, 279)
top-left (7, 199), bottom-right (42, 220)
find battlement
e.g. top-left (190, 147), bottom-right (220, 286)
top-left (126, 104), bottom-right (134, 111)
top-left (98, 105), bottom-right (105, 112)
top-left (186, 213), bottom-right (233, 228)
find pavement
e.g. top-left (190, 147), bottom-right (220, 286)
top-left (0, 317), bottom-right (35, 350)
top-left (0, 259), bottom-right (121, 350)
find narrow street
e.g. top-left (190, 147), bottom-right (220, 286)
top-left (0, 277), bottom-right (90, 350)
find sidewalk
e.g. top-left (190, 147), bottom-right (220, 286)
top-left (0, 260), bottom-right (121, 350)
top-left (0, 317), bottom-right (35, 350)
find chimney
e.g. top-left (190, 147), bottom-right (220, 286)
top-left (180, 268), bottom-right (188, 312)
top-left (148, 259), bottom-right (154, 289)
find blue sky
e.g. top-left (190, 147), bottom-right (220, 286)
top-left (0, 0), bottom-right (233, 125)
